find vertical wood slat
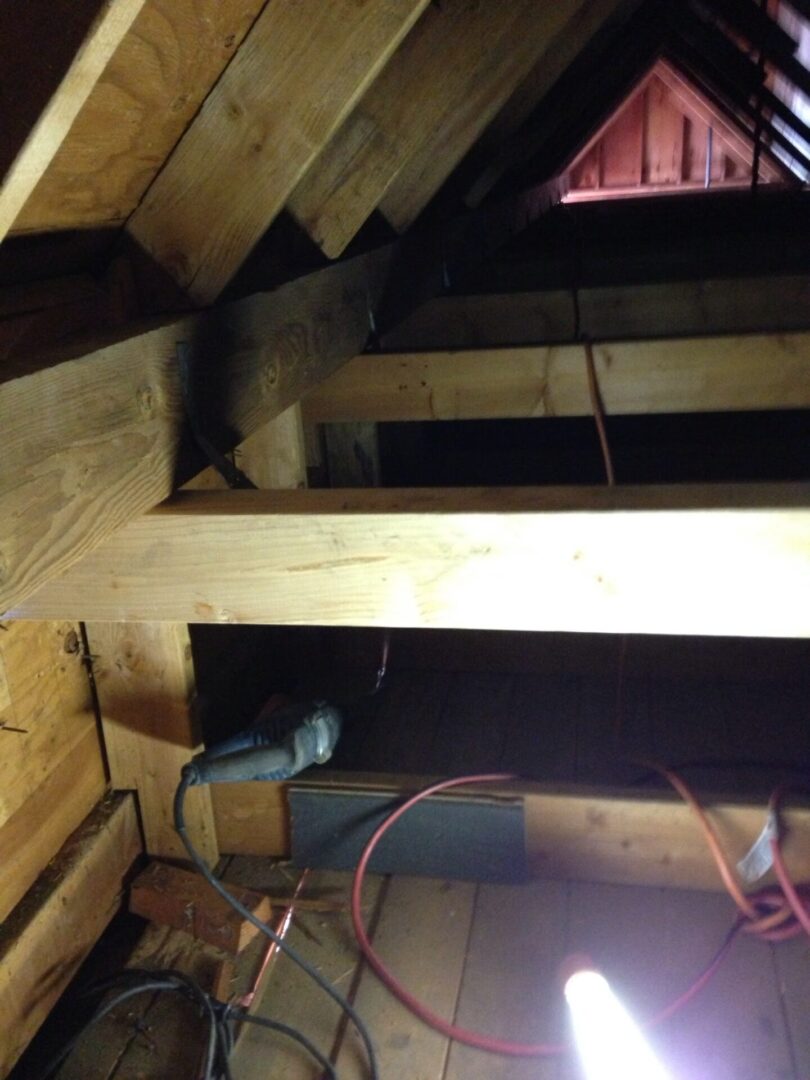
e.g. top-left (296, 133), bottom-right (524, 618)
top-left (0, 620), bottom-right (96, 830)
top-left (87, 622), bottom-right (219, 864)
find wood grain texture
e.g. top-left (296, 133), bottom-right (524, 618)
top-left (86, 622), bottom-right (218, 863)
top-left (335, 876), bottom-right (476, 1079)
top-left (379, 274), bottom-right (810, 350)
top-left (127, 0), bottom-right (428, 301)
top-left (236, 403), bottom-right (307, 490)
top-left (444, 881), bottom-right (568, 1080)
top-left (212, 780), bottom-right (290, 856)
top-left (0, 726), bottom-right (106, 923)
top-left (0, 245), bottom-right (393, 616)
top-left (0, 620), bottom-right (94, 829)
top-left (0, 0), bottom-right (148, 242)
top-left (129, 861), bottom-right (272, 954)
top-left (18, 484), bottom-right (810, 638)
top-left (0, 793), bottom-right (141, 1077)
top-left (207, 772), bottom-right (810, 894)
top-left (13, 0), bottom-right (264, 235)
top-left (288, 0), bottom-right (585, 257)
top-left (302, 331), bottom-right (810, 422)
top-left (379, 0), bottom-right (619, 235)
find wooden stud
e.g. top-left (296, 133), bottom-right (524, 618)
top-left (17, 484), bottom-right (810, 639)
top-left (0, 794), bottom-right (141, 1077)
top-left (86, 622), bottom-right (219, 863)
top-left (127, 0), bottom-right (429, 301)
top-left (0, 621), bottom-right (96, 830)
top-left (0, 0), bottom-right (147, 242)
top-left (302, 331), bottom-right (810, 423)
top-left (465, 0), bottom-right (643, 207)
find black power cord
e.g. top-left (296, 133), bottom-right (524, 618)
top-left (39, 969), bottom-right (337, 1080)
top-left (174, 767), bottom-right (379, 1080)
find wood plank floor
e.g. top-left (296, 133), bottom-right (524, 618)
top-left (229, 862), bottom-right (809, 1080)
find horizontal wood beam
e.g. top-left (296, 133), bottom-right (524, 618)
top-left (0, 793), bottom-right (141, 1076)
top-left (15, 484), bottom-right (810, 637)
top-left (0, 0), bottom-right (147, 242)
top-left (0, 246), bottom-right (393, 616)
top-left (302, 331), bottom-right (810, 423)
top-left (378, 275), bottom-right (810, 351)
top-left (211, 772), bottom-right (810, 893)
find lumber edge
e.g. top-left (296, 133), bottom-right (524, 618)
top-left (212, 773), bottom-right (810, 893)
top-left (0, 793), bottom-right (142, 1076)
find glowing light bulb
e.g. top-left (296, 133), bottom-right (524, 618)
top-left (564, 967), bottom-right (672, 1080)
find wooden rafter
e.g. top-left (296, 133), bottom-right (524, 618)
top-left (127, 0), bottom-right (430, 303)
top-left (15, 485), bottom-right (810, 638)
top-left (0, 0), bottom-right (147, 242)
top-left (288, 0), bottom-right (612, 258)
top-left (11, 0), bottom-right (266, 236)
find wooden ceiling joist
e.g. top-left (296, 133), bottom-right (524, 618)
top-left (378, 274), bottom-right (810, 351)
top-left (302, 330), bottom-right (810, 424)
top-left (287, 0), bottom-right (613, 258)
top-left (0, 246), bottom-right (393, 616)
top-left (0, 0), bottom-right (147, 242)
top-left (127, 0), bottom-right (430, 302)
top-left (15, 485), bottom-right (810, 639)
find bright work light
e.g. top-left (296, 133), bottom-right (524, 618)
top-left (564, 961), bottom-right (672, 1080)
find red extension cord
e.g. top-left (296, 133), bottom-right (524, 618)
top-left (350, 771), bottom-right (810, 1058)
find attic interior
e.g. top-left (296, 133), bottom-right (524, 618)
top-left (2, 0), bottom-right (810, 1077)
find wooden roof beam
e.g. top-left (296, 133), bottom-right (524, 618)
top-left (126, 0), bottom-right (430, 304)
top-left (0, 0), bottom-right (147, 242)
top-left (11, 0), bottom-right (267, 236)
top-left (14, 484), bottom-right (810, 639)
top-left (287, 0), bottom-right (620, 258)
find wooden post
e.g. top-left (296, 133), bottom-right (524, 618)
top-left (87, 623), bottom-right (219, 863)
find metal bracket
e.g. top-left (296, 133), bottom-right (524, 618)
top-left (177, 341), bottom-right (257, 490)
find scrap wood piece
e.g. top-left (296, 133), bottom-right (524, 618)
top-left (130, 861), bottom-right (272, 955)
